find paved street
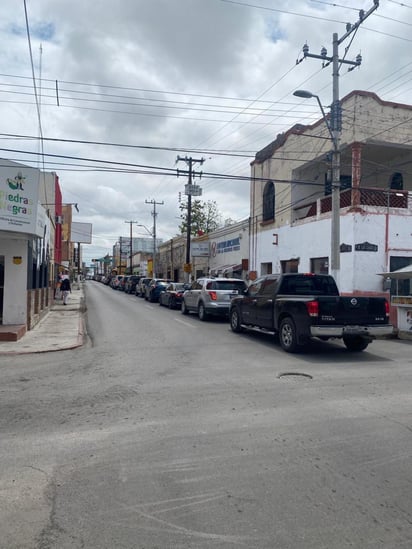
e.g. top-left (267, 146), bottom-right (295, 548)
top-left (0, 281), bottom-right (411, 548)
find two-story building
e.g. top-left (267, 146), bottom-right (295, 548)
top-left (0, 159), bottom-right (61, 337)
top-left (250, 91), bottom-right (412, 303)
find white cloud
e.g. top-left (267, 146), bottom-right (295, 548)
top-left (0, 0), bottom-right (410, 262)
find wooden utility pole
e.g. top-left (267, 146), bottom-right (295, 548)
top-left (176, 156), bottom-right (204, 281)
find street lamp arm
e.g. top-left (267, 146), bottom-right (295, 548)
top-left (293, 90), bottom-right (335, 147)
top-left (137, 224), bottom-right (153, 236)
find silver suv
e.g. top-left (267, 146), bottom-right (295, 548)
top-left (136, 277), bottom-right (151, 297)
top-left (181, 277), bottom-right (247, 321)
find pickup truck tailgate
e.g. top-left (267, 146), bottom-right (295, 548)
top-left (317, 296), bottom-right (388, 324)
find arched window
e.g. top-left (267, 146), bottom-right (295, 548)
top-left (390, 172), bottom-right (403, 190)
top-left (262, 180), bottom-right (275, 221)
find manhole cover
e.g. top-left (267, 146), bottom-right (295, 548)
top-left (277, 372), bottom-right (313, 380)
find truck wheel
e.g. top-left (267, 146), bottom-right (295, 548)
top-left (198, 302), bottom-right (208, 321)
top-left (343, 336), bottom-right (369, 352)
top-left (181, 300), bottom-right (189, 315)
top-left (279, 317), bottom-right (300, 353)
top-left (230, 308), bottom-right (243, 333)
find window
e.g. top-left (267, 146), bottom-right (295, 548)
top-left (262, 180), bottom-right (275, 221)
top-left (278, 275), bottom-right (338, 296)
top-left (259, 277), bottom-right (278, 296)
top-left (324, 173), bottom-right (351, 195)
top-left (261, 262), bottom-right (272, 275)
top-left (281, 259), bottom-right (299, 273)
top-left (311, 257), bottom-right (329, 274)
top-left (390, 172), bottom-right (403, 190)
top-left (248, 279), bottom-right (263, 296)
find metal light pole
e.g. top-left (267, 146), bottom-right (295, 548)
top-left (124, 220), bottom-right (138, 274)
top-left (137, 224), bottom-right (155, 277)
top-left (293, 89), bottom-right (340, 283)
top-left (294, 2), bottom-right (379, 287)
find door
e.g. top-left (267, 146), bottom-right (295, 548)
top-left (0, 256), bottom-right (4, 324)
top-left (184, 279), bottom-right (202, 310)
top-left (254, 277), bottom-right (279, 330)
top-left (239, 278), bottom-right (263, 325)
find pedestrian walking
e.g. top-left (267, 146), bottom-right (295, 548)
top-left (60, 276), bottom-right (71, 305)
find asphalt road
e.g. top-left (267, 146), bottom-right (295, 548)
top-left (1, 281), bottom-right (411, 549)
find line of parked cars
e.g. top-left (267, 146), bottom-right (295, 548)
top-left (95, 272), bottom-right (392, 354)
top-left (102, 274), bottom-right (247, 318)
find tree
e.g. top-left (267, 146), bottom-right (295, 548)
top-left (179, 199), bottom-right (220, 236)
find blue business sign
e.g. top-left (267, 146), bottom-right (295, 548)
top-left (217, 237), bottom-right (240, 254)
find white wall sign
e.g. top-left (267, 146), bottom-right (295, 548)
top-left (0, 166), bottom-right (41, 235)
top-left (191, 242), bottom-right (209, 257)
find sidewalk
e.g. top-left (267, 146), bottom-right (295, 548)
top-left (0, 285), bottom-right (86, 355)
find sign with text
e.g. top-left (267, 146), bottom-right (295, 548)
top-left (0, 165), bottom-right (42, 236)
top-left (191, 242), bottom-right (209, 257)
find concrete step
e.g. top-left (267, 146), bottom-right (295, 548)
top-left (0, 325), bottom-right (27, 342)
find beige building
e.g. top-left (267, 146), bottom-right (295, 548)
top-left (250, 90), bottom-right (412, 301)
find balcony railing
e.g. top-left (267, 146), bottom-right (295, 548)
top-left (293, 188), bottom-right (409, 222)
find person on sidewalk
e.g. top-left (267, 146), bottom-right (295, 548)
top-left (60, 276), bottom-right (71, 305)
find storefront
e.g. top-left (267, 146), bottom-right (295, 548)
top-left (0, 162), bottom-right (49, 326)
top-left (208, 219), bottom-right (249, 279)
top-left (379, 264), bottom-right (412, 335)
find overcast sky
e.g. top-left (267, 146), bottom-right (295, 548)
top-left (1, 0), bottom-right (411, 263)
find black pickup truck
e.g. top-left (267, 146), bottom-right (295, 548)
top-left (229, 273), bottom-right (393, 353)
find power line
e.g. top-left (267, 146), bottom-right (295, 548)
top-left (0, 132), bottom-right (257, 158)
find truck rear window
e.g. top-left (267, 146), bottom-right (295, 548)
top-left (279, 276), bottom-right (339, 296)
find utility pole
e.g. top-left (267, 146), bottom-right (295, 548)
top-left (145, 199), bottom-right (164, 277)
top-left (298, 0), bottom-right (379, 286)
top-left (119, 238), bottom-right (122, 274)
top-left (124, 220), bottom-right (138, 274)
top-left (176, 156), bottom-right (204, 282)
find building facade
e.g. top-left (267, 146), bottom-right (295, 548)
top-left (0, 159), bottom-right (60, 330)
top-left (250, 91), bottom-right (412, 302)
top-left (157, 219), bottom-right (250, 282)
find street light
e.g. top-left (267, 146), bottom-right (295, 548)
top-left (137, 224), bottom-right (156, 277)
top-left (293, 89), bottom-right (341, 284)
top-left (124, 220), bottom-right (138, 275)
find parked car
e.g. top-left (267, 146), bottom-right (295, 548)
top-left (136, 277), bottom-right (152, 297)
top-left (125, 275), bottom-right (141, 294)
top-left (181, 277), bottom-right (247, 320)
top-left (110, 275), bottom-right (124, 289)
top-left (159, 282), bottom-right (189, 309)
top-left (119, 276), bottom-right (129, 291)
top-left (145, 278), bottom-right (170, 302)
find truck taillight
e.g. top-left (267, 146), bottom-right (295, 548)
top-left (385, 300), bottom-right (390, 317)
top-left (306, 300), bottom-right (319, 317)
top-left (208, 291), bottom-right (217, 301)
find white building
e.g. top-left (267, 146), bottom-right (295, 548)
top-left (250, 90), bottom-right (412, 302)
top-left (0, 160), bottom-right (57, 332)
top-left (208, 218), bottom-right (249, 278)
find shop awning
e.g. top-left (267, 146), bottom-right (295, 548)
top-left (377, 265), bottom-right (412, 279)
top-left (222, 264), bottom-right (242, 274)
